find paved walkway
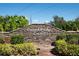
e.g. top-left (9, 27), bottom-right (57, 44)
top-left (34, 43), bottom-right (55, 56)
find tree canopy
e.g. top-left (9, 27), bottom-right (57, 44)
top-left (50, 16), bottom-right (79, 31)
top-left (0, 15), bottom-right (29, 32)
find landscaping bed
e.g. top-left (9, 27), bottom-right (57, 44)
top-left (0, 34), bottom-right (38, 56)
top-left (0, 43), bottom-right (37, 56)
top-left (53, 33), bottom-right (79, 56)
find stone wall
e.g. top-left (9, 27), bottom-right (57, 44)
top-left (9, 24), bottom-right (64, 43)
top-left (0, 24), bottom-right (65, 44)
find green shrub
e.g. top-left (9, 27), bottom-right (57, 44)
top-left (55, 40), bottom-right (79, 56)
top-left (68, 38), bottom-right (78, 44)
top-left (56, 34), bottom-right (79, 44)
top-left (56, 35), bottom-right (64, 40)
top-left (11, 34), bottom-right (24, 44)
top-left (0, 44), bottom-right (13, 56)
top-left (13, 43), bottom-right (37, 56)
top-left (0, 38), bottom-right (4, 44)
top-left (0, 43), bottom-right (37, 56)
top-left (55, 40), bottom-right (67, 55)
top-left (67, 44), bottom-right (79, 56)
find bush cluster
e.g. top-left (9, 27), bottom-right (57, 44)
top-left (0, 43), bottom-right (37, 56)
top-left (55, 40), bottom-right (79, 56)
top-left (56, 34), bottom-right (79, 44)
top-left (0, 38), bottom-right (4, 44)
top-left (11, 34), bottom-right (24, 44)
top-left (0, 34), bottom-right (25, 44)
top-left (0, 44), bottom-right (13, 56)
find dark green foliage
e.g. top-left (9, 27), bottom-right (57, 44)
top-left (53, 16), bottom-right (66, 30)
top-left (56, 35), bottom-right (65, 40)
top-left (55, 40), bottom-right (79, 56)
top-left (11, 34), bottom-right (24, 44)
top-left (50, 16), bottom-right (79, 31)
top-left (0, 15), bottom-right (29, 32)
top-left (56, 34), bottom-right (79, 44)
top-left (0, 38), bottom-right (4, 44)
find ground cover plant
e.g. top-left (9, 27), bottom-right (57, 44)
top-left (55, 40), bottom-right (79, 56)
top-left (0, 34), bottom-right (37, 56)
top-left (0, 43), bottom-right (37, 56)
top-left (56, 33), bottom-right (79, 44)
top-left (54, 33), bottom-right (79, 56)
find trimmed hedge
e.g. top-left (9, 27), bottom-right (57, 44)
top-left (55, 40), bottom-right (79, 56)
top-left (0, 43), bottom-right (37, 56)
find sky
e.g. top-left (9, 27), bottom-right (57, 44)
top-left (0, 3), bottom-right (79, 24)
